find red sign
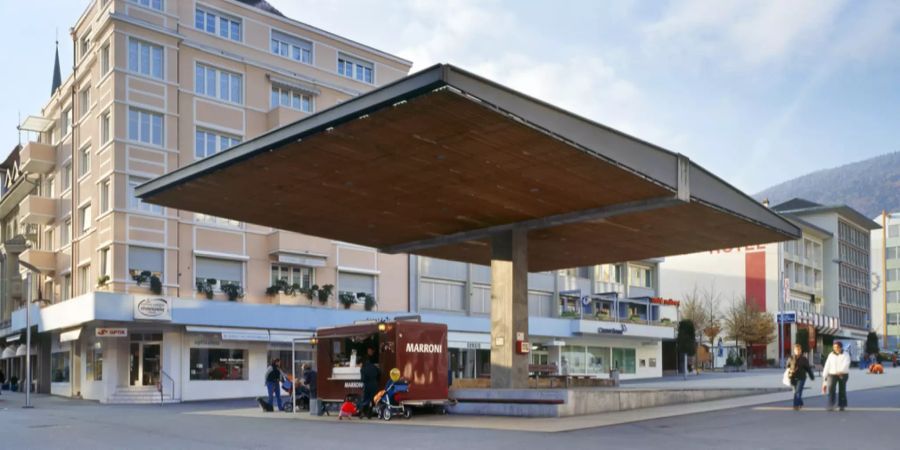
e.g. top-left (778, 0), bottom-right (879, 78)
top-left (651, 297), bottom-right (680, 307)
top-left (96, 328), bottom-right (128, 337)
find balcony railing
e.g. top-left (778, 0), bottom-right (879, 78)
top-left (19, 195), bottom-right (57, 225)
top-left (19, 141), bottom-right (55, 174)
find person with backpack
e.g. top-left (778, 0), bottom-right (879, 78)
top-left (264, 358), bottom-right (286, 412)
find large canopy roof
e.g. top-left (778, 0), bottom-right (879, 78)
top-left (137, 64), bottom-right (799, 271)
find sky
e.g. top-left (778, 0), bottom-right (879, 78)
top-left (2, 0), bottom-right (899, 194)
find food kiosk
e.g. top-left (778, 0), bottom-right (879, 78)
top-left (315, 319), bottom-right (449, 412)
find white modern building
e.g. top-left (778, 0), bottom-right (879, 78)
top-left (872, 211), bottom-right (900, 350)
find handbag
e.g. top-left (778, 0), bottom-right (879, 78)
top-left (782, 368), bottom-right (792, 387)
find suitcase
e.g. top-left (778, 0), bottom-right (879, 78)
top-left (257, 396), bottom-right (274, 412)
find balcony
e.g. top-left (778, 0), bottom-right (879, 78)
top-left (19, 248), bottom-right (56, 274)
top-left (19, 141), bottom-right (55, 174)
top-left (19, 195), bottom-right (56, 225)
top-left (267, 106), bottom-right (309, 131)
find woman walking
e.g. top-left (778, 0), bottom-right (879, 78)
top-left (787, 344), bottom-right (814, 410)
top-left (822, 341), bottom-right (851, 411)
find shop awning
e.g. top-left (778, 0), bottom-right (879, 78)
top-left (15, 344), bottom-right (35, 356)
top-left (59, 327), bottom-right (82, 343)
top-left (269, 330), bottom-right (314, 343)
top-left (1, 346), bottom-right (15, 359)
top-left (185, 326), bottom-right (270, 342)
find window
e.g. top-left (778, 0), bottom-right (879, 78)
top-left (195, 129), bottom-right (241, 159)
top-left (195, 64), bottom-right (243, 104)
top-left (100, 42), bottom-right (110, 75)
top-left (271, 30), bottom-right (312, 64)
top-left (78, 264), bottom-right (91, 295)
top-left (338, 54), bottom-right (374, 83)
top-left (890, 224), bottom-right (900, 238)
top-left (79, 29), bottom-right (91, 59)
top-left (629, 266), bottom-right (653, 288)
top-left (86, 341), bottom-right (103, 381)
top-left (79, 204), bottom-right (92, 233)
top-left (270, 86), bottom-right (313, 113)
top-left (128, 176), bottom-right (163, 214)
top-left (43, 228), bottom-right (54, 251)
top-left (61, 107), bottom-right (72, 137)
top-left (194, 213), bottom-right (241, 227)
top-left (79, 145), bottom-right (90, 177)
top-left (418, 279), bottom-right (464, 311)
top-left (51, 352), bottom-right (71, 382)
top-left (100, 110), bottom-right (111, 144)
top-left (612, 348), bottom-right (636, 374)
top-left (270, 264), bottom-right (313, 289)
top-left (338, 271), bottom-right (375, 298)
top-left (128, 246), bottom-right (163, 280)
top-left (99, 179), bottom-right (110, 213)
top-left (127, 37), bottom-right (163, 79)
top-left (888, 269), bottom-right (900, 282)
top-left (196, 257), bottom-right (243, 290)
top-left (61, 219), bottom-right (71, 246)
top-left (130, 0), bottom-right (163, 10)
top-left (887, 247), bottom-right (899, 260)
top-left (128, 108), bottom-right (163, 146)
top-left (79, 87), bottom-right (90, 119)
top-left (99, 247), bottom-right (111, 278)
top-left (62, 161), bottom-right (72, 191)
top-left (528, 292), bottom-right (553, 317)
top-left (62, 274), bottom-right (71, 301)
top-left (189, 348), bottom-right (246, 380)
top-left (195, 7), bottom-right (241, 41)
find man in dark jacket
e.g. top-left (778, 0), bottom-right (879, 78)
top-left (358, 347), bottom-right (380, 418)
top-left (788, 344), bottom-right (815, 410)
top-left (265, 359), bottom-right (285, 412)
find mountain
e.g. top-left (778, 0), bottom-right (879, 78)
top-left (754, 152), bottom-right (900, 218)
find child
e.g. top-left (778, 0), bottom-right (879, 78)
top-left (339, 394), bottom-right (358, 420)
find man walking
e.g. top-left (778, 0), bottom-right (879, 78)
top-left (265, 358), bottom-right (285, 412)
top-left (822, 341), bottom-right (851, 411)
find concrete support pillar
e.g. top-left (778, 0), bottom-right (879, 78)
top-left (490, 229), bottom-right (529, 389)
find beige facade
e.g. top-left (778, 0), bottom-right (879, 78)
top-left (5, 0), bottom-right (413, 320)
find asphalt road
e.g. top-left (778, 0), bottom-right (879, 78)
top-left (1, 386), bottom-right (897, 450)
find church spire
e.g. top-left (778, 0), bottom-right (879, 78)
top-left (51, 39), bottom-right (62, 95)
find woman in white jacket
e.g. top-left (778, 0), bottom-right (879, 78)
top-left (821, 341), bottom-right (851, 411)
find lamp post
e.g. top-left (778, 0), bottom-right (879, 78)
top-left (23, 294), bottom-right (33, 409)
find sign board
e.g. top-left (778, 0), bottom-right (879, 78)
top-left (134, 297), bottom-right (172, 321)
top-left (777, 312), bottom-right (796, 324)
top-left (221, 330), bottom-right (270, 342)
top-left (598, 324), bottom-right (628, 335)
top-left (59, 328), bottom-right (82, 343)
top-left (96, 328), bottom-right (128, 337)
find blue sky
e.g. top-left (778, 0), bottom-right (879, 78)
top-left (3, 0), bottom-right (899, 194)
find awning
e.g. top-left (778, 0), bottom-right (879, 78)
top-left (269, 330), bottom-right (314, 343)
top-left (15, 344), bottom-right (35, 356)
top-left (1, 346), bottom-right (14, 359)
top-left (448, 331), bottom-right (490, 349)
top-left (60, 328), bottom-right (82, 343)
top-left (19, 115), bottom-right (54, 132)
top-left (185, 326), bottom-right (269, 342)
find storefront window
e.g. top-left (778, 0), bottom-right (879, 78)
top-left (612, 348), bottom-right (636, 374)
top-left (267, 346), bottom-right (313, 377)
top-left (51, 351), bottom-right (71, 382)
top-left (189, 348), bottom-right (247, 380)
top-left (86, 341), bottom-right (103, 381)
top-left (587, 346), bottom-right (611, 375)
top-left (561, 346), bottom-right (587, 374)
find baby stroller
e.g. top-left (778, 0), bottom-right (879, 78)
top-left (375, 379), bottom-right (410, 421)
top-left (280, 378), bottom-right (310, 412)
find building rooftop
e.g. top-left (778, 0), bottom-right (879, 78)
top-left (773, 197), bottom-right (881, 231)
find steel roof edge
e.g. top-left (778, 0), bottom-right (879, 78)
top-left (778, 205), bottom-right (881, 231)
top-left (137, 63), bottom-right (799, 239)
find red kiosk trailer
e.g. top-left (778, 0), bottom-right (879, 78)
top-left (315, 320), bottom-right (449, 415)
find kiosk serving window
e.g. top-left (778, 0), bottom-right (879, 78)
top-left (190, 348), bottom-right (247, 380)
top-left (51, 351), bottom-right (71, 382)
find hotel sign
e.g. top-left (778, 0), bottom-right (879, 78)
top-left (134, 297), bottom-right (172, 321)
top-left (96, 328), bottom-right (128, 337)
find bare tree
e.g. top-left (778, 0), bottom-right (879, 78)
top-left (723, 296), bottom-right (776, 368)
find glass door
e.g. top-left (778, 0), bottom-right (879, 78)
top-left (130, 342), bottom-right (162, 386)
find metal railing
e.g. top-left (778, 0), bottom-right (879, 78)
top-left (158, 370), bottom-right (175, 406)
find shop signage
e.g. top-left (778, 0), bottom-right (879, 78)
top-left (344, 381), bottom-right (363, 389)
top-left (221, 330), bottom-right (270, 342)
top-left (6, 334), bottom-right (21, 343)
top-left (650, 297), bottom-right (680, 307)
top-left (96, 328), bottom-right (128, 337)
top-left (777, 312), bottom-right (796, 324)
top-left (406, 343), bottom-right (443, 353)
top-left (134, 297), bottom-right (172, 321)
top-left (598, 324), bottom-right (628, 335)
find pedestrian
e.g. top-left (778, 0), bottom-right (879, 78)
top-left (787, 344), bottom-right (814, 410)
top-left (822, 341), bottom-right (851, 411)
top-left (358, 347), bottom-right (381, 418)
top-left (265, 358), bottom-right (286, 412)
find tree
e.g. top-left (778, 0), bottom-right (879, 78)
top-left (722, 297), bottom-right (775, 368)
top-left (866, 331), bottom-right (880, 357)
top-left (677, 319), bottom-right (697, 376)
top-left (796, 328), bottom-right (810, 354)
top-left (681, 283), bottom-right (722, 350)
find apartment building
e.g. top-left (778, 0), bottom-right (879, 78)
top-left (872, 212), bottom-right (900, 350)
top-left (411, 257), bottom-right (678, 381)
top-left (660, 198), bottom-right (877, 367)
top-left (0, 0), bottom-right (412, 403)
